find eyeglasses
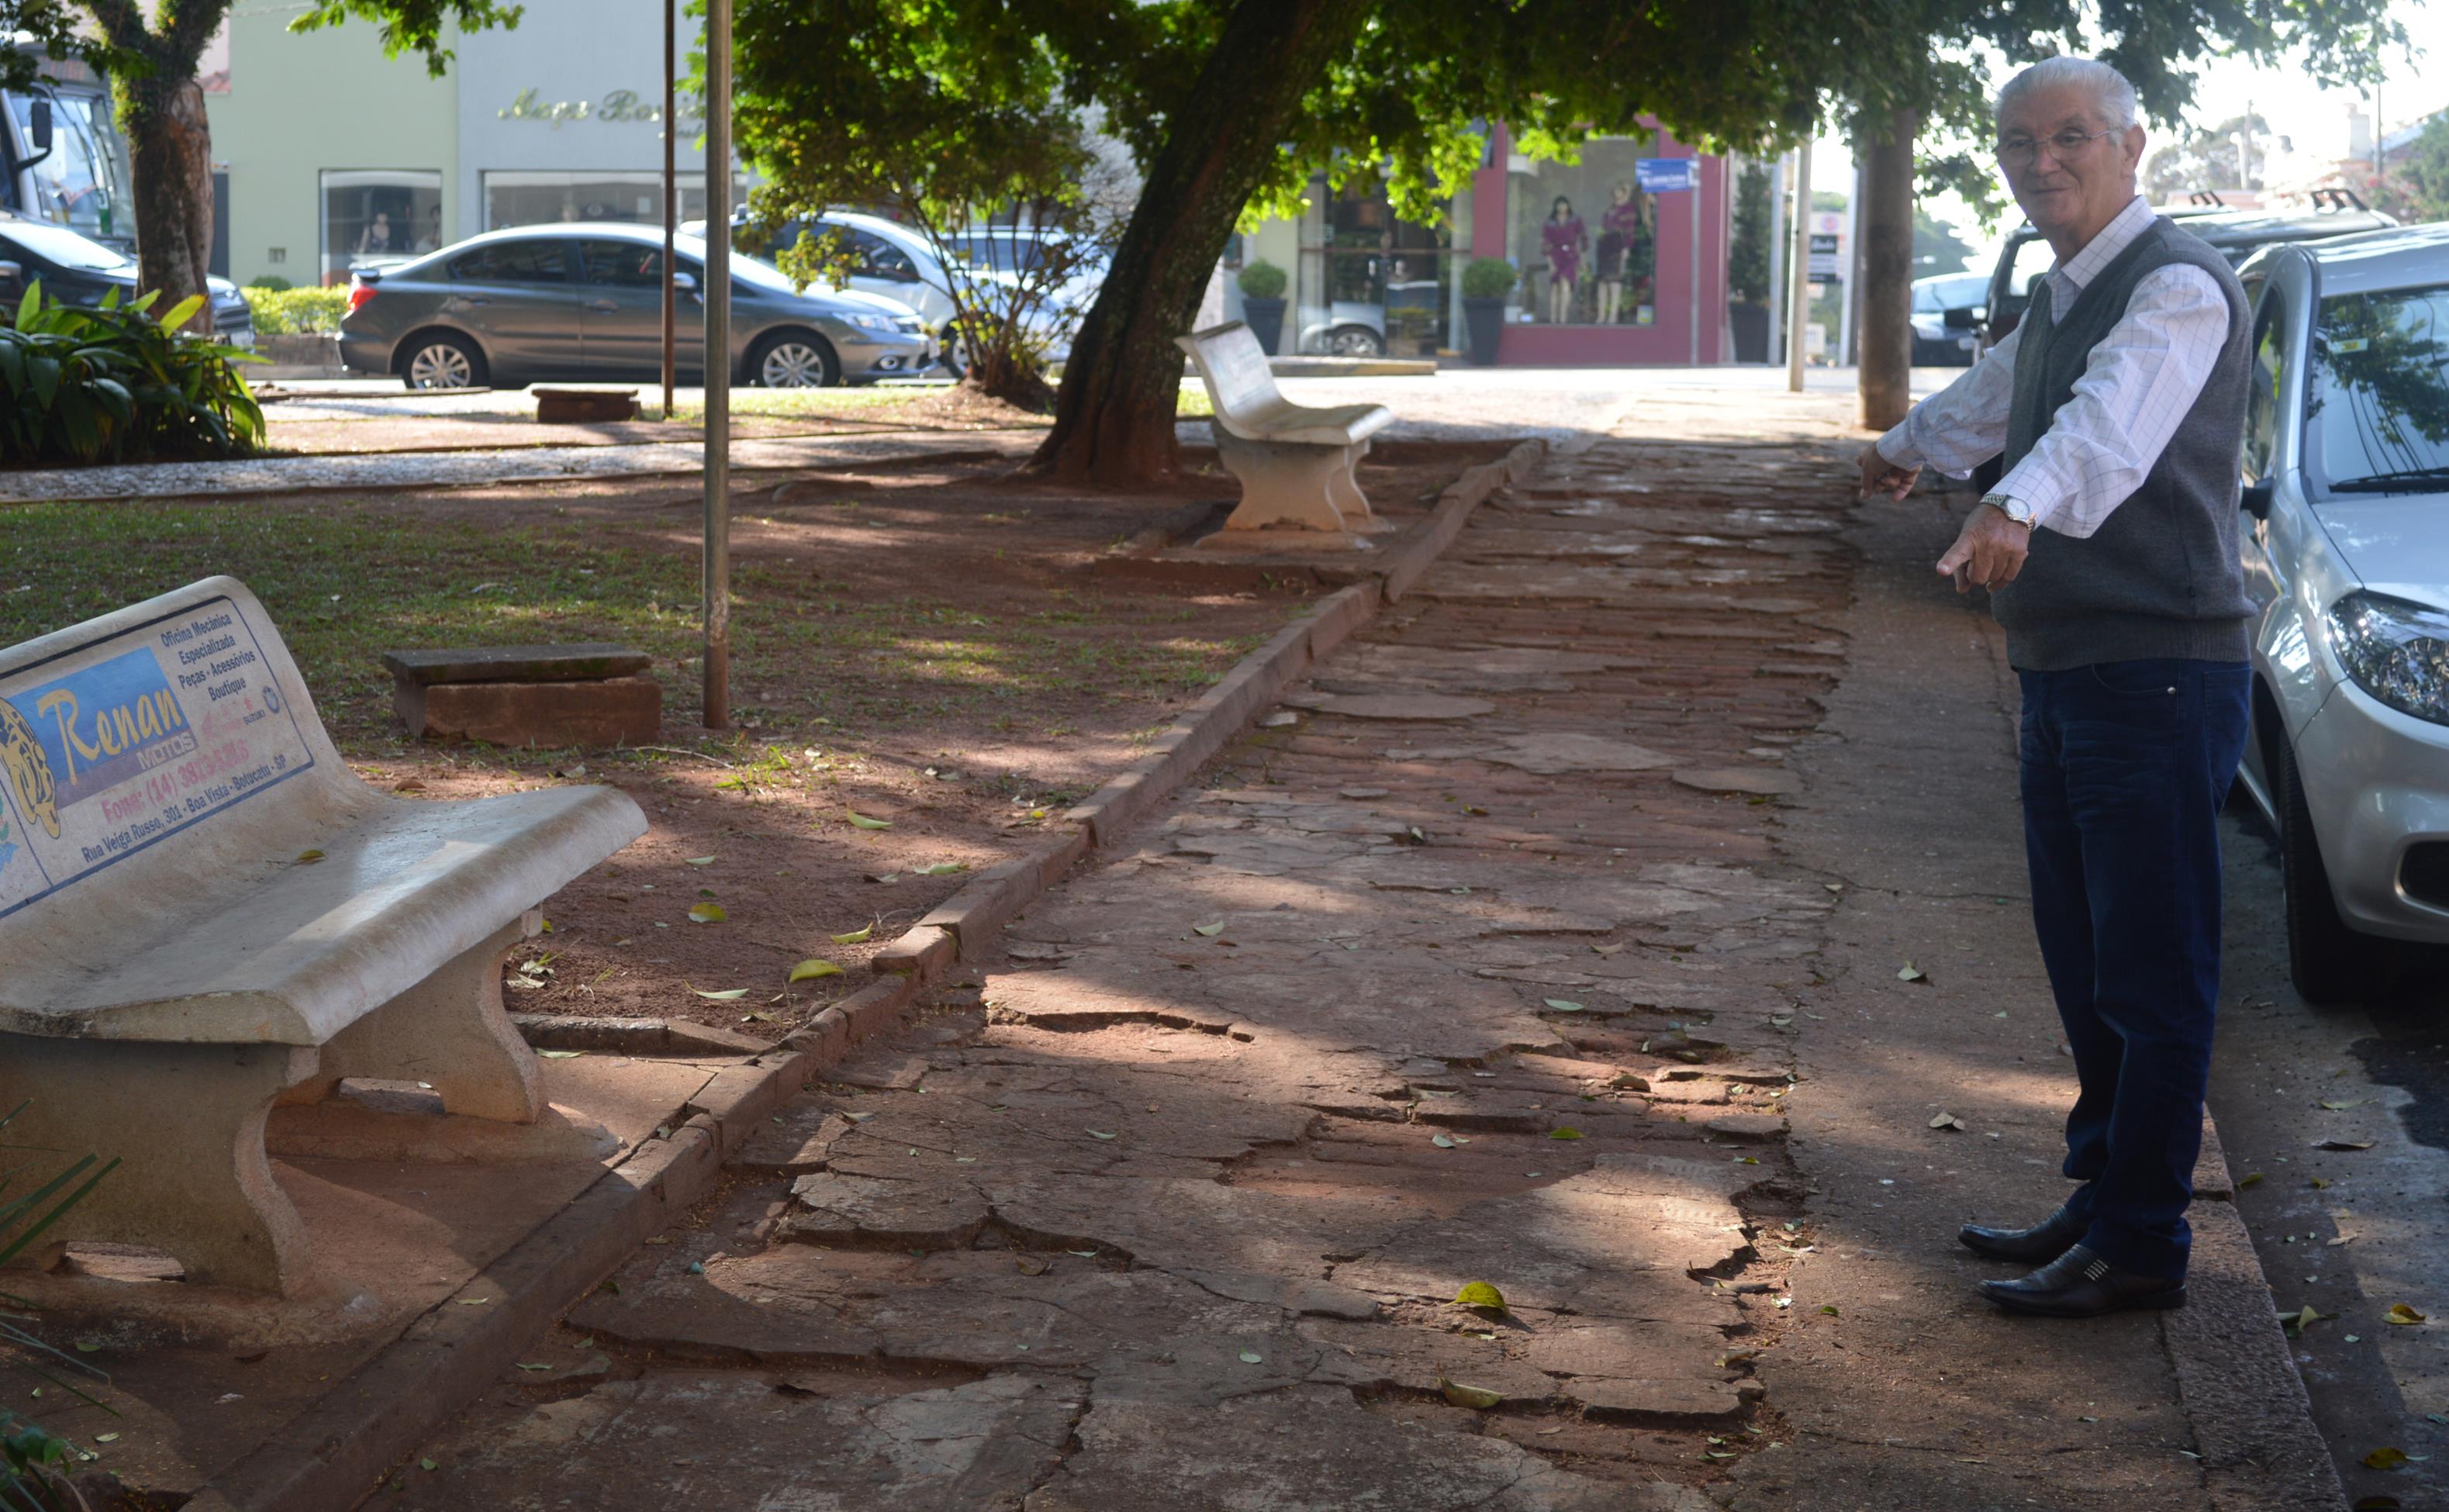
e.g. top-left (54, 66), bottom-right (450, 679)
top-left (1994, 127), bottom-right (2119, 168)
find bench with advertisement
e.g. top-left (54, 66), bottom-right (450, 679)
top-left (0, 577), bottom-right (646, 1293)
top-left (1177, 321), bottom-right (1395, 534)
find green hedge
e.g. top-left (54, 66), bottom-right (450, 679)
top-left (1, 282), bottom-right (265, 464)
top-left (240, 285), bottom-right (349, 335)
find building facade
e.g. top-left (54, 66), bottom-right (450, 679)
top-left (1235, 123), bottom-right (1735, 365)
top-left (206, 0), bottom-right (727, 288)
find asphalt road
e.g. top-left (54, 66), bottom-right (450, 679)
top-left (2210, 807), bottom-right (2449, 1511)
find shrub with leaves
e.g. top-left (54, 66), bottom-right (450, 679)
top-left (1, 281), bottom-right (264, 465)
top-left (239, 286), bottom-right (348, 336)
top-left (0, 1101), bottom-right (118, 1512)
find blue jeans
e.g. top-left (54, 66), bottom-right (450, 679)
top-left (2017, 658), bottom-right (2251, 1279)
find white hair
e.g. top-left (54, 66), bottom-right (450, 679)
top-left (1996, 57), bottom-right (2140, 131)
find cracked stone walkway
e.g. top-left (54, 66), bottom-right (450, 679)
top-left (386, 412), bottom-right (2321, 1510)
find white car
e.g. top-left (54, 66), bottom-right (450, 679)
top-left (2231, 223), bottom-right (2449, 1003)
top-left (686, 209), bottom-right (1084, 372)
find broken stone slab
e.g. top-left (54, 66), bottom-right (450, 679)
top-left (1574, 1376), bottom-right (1749, 1421)
top-left (782, 1172), bottom-right (990, 1250)
top-left (1029, 1383), bottom-right (1656, 1512)
top-left (1671, 767), bottom-right (1804, 796)
top-left (1300, 1317), bottom-right (1559, 1404)
top-left (1307, 692), bottom-right (1497, 721)
top-left (734, 1105), bottom-right (855, 1175)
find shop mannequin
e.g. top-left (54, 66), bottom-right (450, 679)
top-left (1541, 195), bottom-right (1586, 324)
top-left (1594, 181), bottom-right (1645, 325)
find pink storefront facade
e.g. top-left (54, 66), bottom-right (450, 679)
top-left (1469, 120), bottom-right (1732, 366)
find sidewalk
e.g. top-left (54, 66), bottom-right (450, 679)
top-left (369, 403), bottom-right (2330, 1509)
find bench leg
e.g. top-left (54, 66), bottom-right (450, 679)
top-left (0, 1036), bottom-right (318, 1293)
top-left (1328, 437), bottom-right (1379, 526)
top-left (1211, 426), bottom-right (1352, 532)
top-left (285, 919), bottom-right (547, 1124)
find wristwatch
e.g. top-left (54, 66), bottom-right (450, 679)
top-left (1981, 493), bottom-right (2036, 530)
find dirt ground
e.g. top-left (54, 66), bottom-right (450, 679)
top-left (253, 384), bottom-right (1057, 455)
top-left (0, 440), bottom-right (1503, 1042)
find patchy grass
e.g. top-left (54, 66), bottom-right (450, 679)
top-left (0, 495), bottom-right (1262, 751)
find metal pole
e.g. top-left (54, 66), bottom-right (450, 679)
top-left (702, 0), bottom-right (731, 730)
top-left (1687, 156), bottom-right (1701, 364)
top-left (660, 0), bottom-right (675, 419)
top-left (1787, 136), bottom-right (1812, 392)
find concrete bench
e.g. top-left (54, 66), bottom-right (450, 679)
top-left (1177, 321), bottom-right (1394, 533)
top-left (0, 577), bottom-right (646, 1293)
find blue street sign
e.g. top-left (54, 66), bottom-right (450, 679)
top-left (1635, 157), bottom-right (1698, 193)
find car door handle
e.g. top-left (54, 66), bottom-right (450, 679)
top-left (584, 299), bottom-right (620, 312)
top-left (461, 295), bottom-right (491, 306)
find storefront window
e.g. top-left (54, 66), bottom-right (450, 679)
top-left (1509, 137), bottom-right (1657, 326)
top-left (321, 170), bottom-right (443, 286)
top-left (1291, 175), bottom-right (1456, 357)
top-left (482, 171), bottom-right (744, 233)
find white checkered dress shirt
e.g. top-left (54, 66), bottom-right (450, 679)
top-left (1874, 195), bottom-right (2230, 538)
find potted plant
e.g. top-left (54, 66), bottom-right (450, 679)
top-left (1237, 261), bottom-right (1289, 354)
top-left (1461, 257), bottom-right (1515, 366)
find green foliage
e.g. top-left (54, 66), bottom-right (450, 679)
top-left (2143, 112), bottom-right (2273, 202)
top-left (1729, 164), bottom-right (1773, 306)
top-left (1460, 257), bottom-right (1516, 300)
top-left (241, 285), bottom-right (349, 335)
top-left (0, 281), bottom-right (264, 464)
top-left (0, 2), bottom-right (137, 92)
top-left (244, 274), bottom-right (295, 292)
top-left (1912, 208), bottom-right (1978, 274)
top-left (1235, 260), bottom-right (1287, 300)
top-left (283, 0), bottom-right (526, 76)
top-left (2384, 111), bottom-right (2449, 224)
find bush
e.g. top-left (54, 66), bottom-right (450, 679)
top-left (0, 1101), bottom-right (116, 1512)
top-left (1, 282), bottom-right (266, 464)
top-left (1461, 257), bottom-right (1515, 299)
top-left (240, 285), bottom-right (348, 335)
top-left (244, 274), bottom-right (295, 292)
top-left (1237, 260), bottom-right (1287, 300)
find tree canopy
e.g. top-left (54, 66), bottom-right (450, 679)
top-left (2142, 112), bottom-right (2274, 204)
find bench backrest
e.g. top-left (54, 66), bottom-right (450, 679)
top-left (1176, 322), bottom-right (1286, 430)
top-left (0, 576), bottom-right (361, 928)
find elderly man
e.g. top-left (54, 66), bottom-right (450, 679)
top-left (1859, 56), bottom-right (2254, 1319)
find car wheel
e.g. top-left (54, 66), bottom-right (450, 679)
top-left (1328, 325), bottom-right (1384, 358)
top-left (751, 330), bottom-right (838, 388)
top-left (2277, 735), bottom-right (2396, 1005)
top-left (400, 333), bottom-right (485, 391)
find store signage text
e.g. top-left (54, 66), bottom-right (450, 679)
top-left (499, 88), bottom-right (704, 127)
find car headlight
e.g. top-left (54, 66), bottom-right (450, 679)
top-left (840, 312), bottom-right (898, 331)
top-left (2327, 591), bottom-right (2449, 726)
top-left (894, 316), bottom-right (922, 335)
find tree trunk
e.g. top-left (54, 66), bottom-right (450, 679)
top-left (1031, 0), bottom-right (1371, 487)
top-left (119, 71), bottom-right (215, 333)
top-left (1856, 105), bottom-right (1917, 432)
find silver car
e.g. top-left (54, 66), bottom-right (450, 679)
top-left (2232, 223), bottom-right (2449, 1002)
top-left (337, 223), bottom-right (935, 390)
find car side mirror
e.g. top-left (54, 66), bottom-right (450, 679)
top-left (670, 270), bottom-right (699, 295)
top-left (1942, 306), bottom-right (1981, 330)
top-left (27, 100), bottom-right (51, 154)
top-left (2241, 479), bottom-right (2274, 520)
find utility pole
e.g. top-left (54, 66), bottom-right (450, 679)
top-left (1787, 135), bottom-right (1812, 393)
top-left (702, 0), bottom-right (732, 730)
top-left (660, 0), bottom-right (675, 420)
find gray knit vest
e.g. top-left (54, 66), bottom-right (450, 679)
top-left (1988, 216), bottom-right (2254, 671)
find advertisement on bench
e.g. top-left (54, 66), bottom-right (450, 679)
top-left (0, 595), bottom-right (317, 920)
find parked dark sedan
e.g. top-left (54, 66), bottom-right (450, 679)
top-left (0, 212), bottom-right (254, 346)
top-left (337, 223), bottom-right (935, 389)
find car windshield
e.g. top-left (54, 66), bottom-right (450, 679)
top-left (2308, 282), bottom-right (2449, 496)
top-left (672, 234), bottom-right (805, 296)
top-left (944, 236), bottom-right (1049, 274)
top-left (0, 218), bottom-right (130, 272)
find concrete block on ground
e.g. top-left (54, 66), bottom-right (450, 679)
top-left (534, 386), bottom-right (641, 423)
top-left (400, 675), bottom-right (662, 748)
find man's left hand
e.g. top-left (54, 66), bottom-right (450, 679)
top-left (1936, 504), bottom-right (2031, 593)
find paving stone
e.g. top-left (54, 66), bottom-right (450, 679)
top-left (1705, 1113), bottom-right (1789, 1141)
top-left (394, 1372), bottom-right (1081, 1510)
top-left (783, 1172), bottom-right (993, 1248)
top-left (1307, 692), bottom-right (1499, 720)
top-left (1671, 767), bottom-right (1805, 796)
top-left (1300, 1317), bottom-right (1561, 1403)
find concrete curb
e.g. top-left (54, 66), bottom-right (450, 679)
top-left (193, 437), bottom-right (1539, 1511)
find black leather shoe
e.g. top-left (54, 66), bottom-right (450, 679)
top-left (1978, 1244), bottom-right (2187, 1318)
top-left (1959, 1205), bottom-right (2087, 1265)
